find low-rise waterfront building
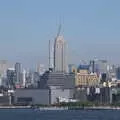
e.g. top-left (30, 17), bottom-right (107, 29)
top-left (14, 88), bottom-right (75, 105)
top-left (14, 89), bottom-right (50, 105)
top-left (49, 86), bottom-right (74, 104)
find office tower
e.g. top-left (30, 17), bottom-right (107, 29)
top-left (7, 68), bottom-right (16, 88)
top-left (95, 60), bottom-right (108, 74)
top-left (25, 70), bottom-right (37, 88)
top-left (21, 69), bottom-right (26, 87)
top-left (89, 59), bottom-right (109, 75)
top-left (90, 60), bottom-right (95, 73)
top-left (0, 60), bottom-right (9, 76)
top-left (0, 76), bottom-right (2, 86)
top-left (36, 64), bottom-right (46, 75)
top-left (54, 35), bottom-right (67, 72)
top-left (33, 72), bottom-right (40, 88)
top-left (49, 40), bottom-right (54, 71)
top-left (116, 67), bottom-right (120, 80)
top-left (101, 73), bottom-right (107, 83)
top-left (15, 63), bottom-right (22, 85)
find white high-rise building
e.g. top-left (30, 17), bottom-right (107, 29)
top-left (0, 60), bottom-right (9, 77)
top-left (22, 69), bottom-right (26, 87)
top-left (54, 35), bottom-right (67, 72)
top-left (36, 64), bottom-right (46, 75)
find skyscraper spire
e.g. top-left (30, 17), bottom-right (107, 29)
top-left (54, 23), bottom-right (67, 72)
top-left (56, 23), bottom-right (62, 38)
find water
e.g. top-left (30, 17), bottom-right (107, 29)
top-left (0, 109), bottom-right (120, 120)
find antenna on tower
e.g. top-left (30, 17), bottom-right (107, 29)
top-left (56, 22), bottom-right (62, 38)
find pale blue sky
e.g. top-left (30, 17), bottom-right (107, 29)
top-left (0, 0), bottom-right (120, 68)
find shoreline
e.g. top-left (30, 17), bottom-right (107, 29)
top-left (0, 106), bottom-right (31, 109)
top-left (84, 106), bottom-right (120, 110)
top-left (0, 106), bottom-right (120, 110)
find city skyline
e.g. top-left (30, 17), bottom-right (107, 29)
top-left (0, 0), bottom-right (120, 67)
top-left (1, 1), bottom-right (120, 118)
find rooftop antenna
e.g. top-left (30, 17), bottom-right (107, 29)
top-left (54, 21), bottom-right (62, 46)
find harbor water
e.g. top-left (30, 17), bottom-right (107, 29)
top-left (0, 108), bottom-right (120, 120)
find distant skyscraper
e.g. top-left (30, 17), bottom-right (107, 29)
top-left (54, 35), bottom-right (67, 72)
top-left (7, 68), bottom-right (15, 88)
top-left (90, 59), bottom-right (108, 74)
top-left (0, 60), bottom-right (9, 76)
top-left (36, 64), bottom-right (46, 75)
top-left (90, 60), bottom-right (95, 73)
top-left (49, 40), bottom-right (54, 70)
top-left (15, 63), bottom-right (22, 84)
top-left (116, 67), bottom-right (120, 80)
top-left (22, 69), bottom-right (26, 87)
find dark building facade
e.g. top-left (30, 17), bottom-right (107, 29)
top-left (90, 60), bottom-right (95, 73)
top-left (116, 67), bottom-right (120, 80)
top-left (39, 71), bottom-right (75, 89)
top-left (14, 88), bottom-right (74, 105)
top-left (7, 69), bottom-right (16, 88)
top-left (14, 89), bottom-right (50, 105)
top-left (15, 63), bottom-right (22, 85)
top-left (86, 87), bottom-right (112, 104)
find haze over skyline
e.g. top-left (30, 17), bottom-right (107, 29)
top-left (0, 0), bottom-right (120, 68)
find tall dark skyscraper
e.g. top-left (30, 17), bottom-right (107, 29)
top-left (15, 63), bottom-right (22, 85)
top-left (90, 60), bottom-right (95, 73)
top-left (7, 68), bottom-right (16, 88)
top-left (116, 67), bottom-right (120, 80)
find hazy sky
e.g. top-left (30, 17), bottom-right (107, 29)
top-left (0, 0), bottom-right (120, 68)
